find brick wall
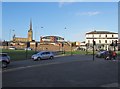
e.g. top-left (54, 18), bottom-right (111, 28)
top-left (1, 44), bottom-right (76, 51)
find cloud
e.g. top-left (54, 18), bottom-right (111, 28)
top-left (76, 11), bottom-right (101, 16)
top-left (58, 0), bottom-right (76, 8)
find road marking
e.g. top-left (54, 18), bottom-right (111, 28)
top-left (3, 55), bottom-right (110, 73)
top-left (2, 59), bottom-right (91, 73)
top-left (100, 82), bottom-right (118, 87)
top-left (2, 62), bottom-right (68, 72)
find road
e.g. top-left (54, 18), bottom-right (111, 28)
top-left (2, 55), bottom-right (119, 87)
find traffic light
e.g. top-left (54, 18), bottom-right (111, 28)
top-left (27, 42), bottom-right (30, 47)
top-left (115, 40), bottom-right (117, 46)
top-left (93, 40), bottom-right (96, 45)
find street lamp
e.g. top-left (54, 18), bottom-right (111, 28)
top-left (61, 27), bottom-right (67, 41)
top-left (9, 29), bottom-right (15, 47)
top-left (35, 26), bottom-right (44, 42)
top-left (71, 42), bottom-right (73, 56)
top-left (35, 26), bottom-right (44, 52)
top-left (9, 29), bottom-right (15, 41)
top-left (64, 27), bottom-right (67, 54)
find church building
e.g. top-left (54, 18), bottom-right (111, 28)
top-left (13, 20), bottom-right (33, 42)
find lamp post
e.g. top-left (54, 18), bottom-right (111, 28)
top-left (64, 27), bottom-right (66, 41)
top-left (35, 26), bottom-right (43, 52)
top-left (64, 27), bottom-right (67, 54)
top-left (9, 29), bottom-right (11, 42)
top-left (9, 29), bottom-right (15, 47)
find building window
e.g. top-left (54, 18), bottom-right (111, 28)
top-left (105, 34), bottom-right (107, 37)
top-left (99, 34), bottom-right (101, 37)
top-left (92, 34), bottom-right (94, 37)
top-left (112, 34), bottom-right (114, 37)
top-left (99, 40), bottom-right (101, 43)
top-left (105, 40), bottom-right (107, 43)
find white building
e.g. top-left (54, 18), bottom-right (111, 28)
top-left (86, 30), bottom-right (118, 50)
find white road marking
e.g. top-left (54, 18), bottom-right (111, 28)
top-left (2, 59), bottom-right (86, 73)
top-left (2, 62), bottom-right (68, 72)
top-left (100, 82), bottom-right (118, 87)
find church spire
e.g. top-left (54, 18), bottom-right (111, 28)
top-left (30, 19), bottom-right (32, 31)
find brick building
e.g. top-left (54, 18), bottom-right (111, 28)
top-left (40, 36), bottom-right (64, 43)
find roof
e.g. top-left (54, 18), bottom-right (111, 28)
top-left (42, 36), bottom-right (64, 38)
top-left (86, 31), bottom-right (118, 34)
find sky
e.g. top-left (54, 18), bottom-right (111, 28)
top-left (2, 2), bottom-right (118, 42)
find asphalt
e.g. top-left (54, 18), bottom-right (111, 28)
top-left (2, 55), bottom-right (119, 87)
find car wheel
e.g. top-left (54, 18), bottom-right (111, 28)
top-left (50, 56), bottom-right (54, 59)
top-left (2, 62), bottom-right (7, 68)
top-left (37, 57), bottom-right (41, 60)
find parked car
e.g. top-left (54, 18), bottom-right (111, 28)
top-left (96, 50), bottom-right (109, 58)
top-left (31, 51), bottom-right (54, 61)
top-left (0, 53), bottom-right (10, 68)
top-left (24, 47), bottom-right (32, 50)
top-left (9, 47), bottom-right (16, 50)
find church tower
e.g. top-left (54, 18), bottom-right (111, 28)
top-left (28, 19), bottom-right (33, 42)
